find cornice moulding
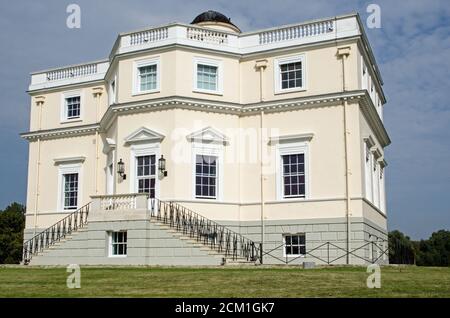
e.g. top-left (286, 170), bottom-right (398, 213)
top-left (53, 156), bottom-right (86, 165)
top-left (21, 90), bottom-right (390, 148)
top-left (20, 124), bottom-right (99, 141)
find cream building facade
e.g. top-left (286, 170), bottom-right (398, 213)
top-left (22, 11), bottom-right (390, 265)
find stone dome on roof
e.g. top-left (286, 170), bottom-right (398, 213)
top-left (191, 10), bottom-right (241, 33)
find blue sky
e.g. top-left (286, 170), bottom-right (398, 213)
top-left (0, 0), bottom-right (449, 239)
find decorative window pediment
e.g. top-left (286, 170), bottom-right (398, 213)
top-left (269, 133), bottom-right (314, 145)
top-left (186, 126), bottom-right (229, 145)
top-left (124, 127), bottom-right (165, 144)
top-left (53, 156), bottom-right (86, 165)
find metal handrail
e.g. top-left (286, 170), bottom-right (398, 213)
top-left (149, 198), bottom-right (262, 263)
top-left (22, 203), bottom-right (91, 265)
top-left (262, 240), bottom-right (389, 265)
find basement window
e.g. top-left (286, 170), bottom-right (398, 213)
top-left (283, 234), bottom-right (306, 257)
top-left (109, 231), bottom-right (127, 257)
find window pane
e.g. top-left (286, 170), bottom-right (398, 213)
top-left (285, 236), bottom-right (291, 244)
top-left (300, 246), bottom-right (306, 255)
top-left (195, 154), bottom-right (218, 198)
top-left (285, 246), bottom-right (291, 255)
top-left (299, 234), bottom-right (305, 245)
top-left (280, 61), bottom-right (302, 89)
top-left (63, 173), bottom-right (78, 210)
top-left (111, 231), bottom-right (127, 256)
top-left (66, 96), bottom-right (81, 119)
top-left (197, 64), bottom-right (218, 91)
top-left (282, 154), bottom-right (306, 198)
top-left (139, 64), bottom-right (157, 91)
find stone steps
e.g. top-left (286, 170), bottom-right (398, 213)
top-left (150, 217), bottom-right (255, 265)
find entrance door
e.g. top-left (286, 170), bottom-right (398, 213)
top-left (136, 155), bottom-right (156, 198)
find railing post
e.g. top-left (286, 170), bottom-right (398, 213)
top-left (327, 242), bottom-right (330, 264)
top-left (259, 242), bottom-right (263, 265)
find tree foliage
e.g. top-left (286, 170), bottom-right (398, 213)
top-left (0, 202), bottom-right (25, 264)
top-left (415, 230), bottom-right (450, 266)
top-left (388, 230), bottom-right (416, 264)
top-left (389, 229), bottom-right (450, 266)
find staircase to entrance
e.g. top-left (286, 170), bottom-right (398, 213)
top-left (22, 194), bottom-right (261, 266)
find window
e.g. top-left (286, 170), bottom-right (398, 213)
top-left (110, 231), bottom-right (127, 257)
top-left (275, 55), bottom-right (306, 93)
top-left (282, 154), bottom-right (305, 198)
top-left (66, 96), bottom-right (80, 119)
top-left (63, 173), bottom-right (78, 210)
top-left (364, 142), bottom-right (373, 201)
top-left (195, 154), bottom-right (217, 199)
top-left (280, 62), bottom-right (302, 89)
top-left (193, 57), bottom-right (222, 94)
top-left (197, 64), bottom-right (218, 91)
top-left (139, 65), bottom-right (157, 91)
top-left (136, 155), bottom-right (156, 198)
top-left (57, 162), bottom-right (82, 211)
top-left (284, 234), bottom-right (306, 256)
top-left (109, 77), bottom-right (116, 105)
top-left (133, 58), bottom-right (160, 95)
top-left (276, 141), bottom-right (309, 200)
top-left (61, 91), bottom-right (82, 122)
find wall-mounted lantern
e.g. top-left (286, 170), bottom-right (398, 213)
top-left (117, 158), bottom-right (126, 180)
top-left (158, 155), bottom-right (168, 177)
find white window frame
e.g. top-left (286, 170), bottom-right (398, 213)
top-left (108, 73), bottom-right (117, 105)
top-left (361, 55), bottom-right (368, 90)
top-left (60, 90), bottom-right (83, 123)
top-left (364, 142), bottom-right (373, 202)
top-left (132, 57), bottom-right (160, 95)
top-left (276, 141), bottom-right (310, 201)
top-left (108, 231), bottom-right (128, 258)
top-left (129, 143), bottom-right (161, 198)
top-left (274, 54), bottom-right (307, 94)
top-left (283, 233), bottom-right (306, 257)
top-left (57, 163), bottom-right (82, 212)
top-left (193, 57), bottom-right (223, 95)
top-left (106, 150), bottom-right (115, 195)
top-left (379, 166), bottom-right (386, 214)
top-left (192, 143), bottom-right (224, 201)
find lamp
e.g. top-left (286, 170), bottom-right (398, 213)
top-left (117, 158), bottom-right (126, 180)
top-left (158, 155), bottom-right (167, 177)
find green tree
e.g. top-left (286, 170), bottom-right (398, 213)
top-left (416, 230), bottom-right (450, 267)
top-left (388, 230), bottom-right (416, 264)
top-left (0, 202), bottom-right (25, 264)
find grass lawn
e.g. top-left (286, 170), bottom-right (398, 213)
top-left (0, 265), bottom-right (449, 298)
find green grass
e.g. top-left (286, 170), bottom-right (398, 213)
top-left (0, 265), bottom-right (449, 298)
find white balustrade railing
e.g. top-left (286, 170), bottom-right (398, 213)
top-left (186, 27), bottom-right (228, 45)
top-left (258, 20), bottom-right (334, 44)
top-left (130, 27), bottom-right (169, 46)
top-left (99, 194), bottom-right (139, 211)
top-left (30, 16), bottom-right (360, 91)
top-left (46, 63), bottom-right (98, 81)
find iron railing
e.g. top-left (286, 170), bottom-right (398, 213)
top-left (263, 240), bottom-right (389, 265)
top-left (149, 198), bottom-right (262, 264)
top-left (22, 203), bottom-right (90, 265)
